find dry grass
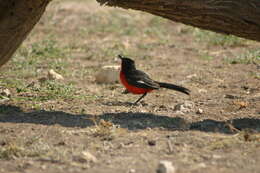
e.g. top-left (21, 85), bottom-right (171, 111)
top-left (0, 0), bottom-right (259, 172)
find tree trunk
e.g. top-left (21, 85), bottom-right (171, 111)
top-left (0, 0), bottom-right (50, 67)
top-left (97, 0), bottom-right (260, 42)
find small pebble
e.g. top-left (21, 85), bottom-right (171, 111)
top-left (174, 101), bottom-right (195, 114)
top-left (156, 160), bottom-right (176, 173)
top-left (73, 151), bottom-right (97, 163)
top-left (148, 140), bottom-right (156, 146)
top-left (1, 88), bottom-right (11, 97)
top-left (196, 108), bottom-right (203, 114)
top-left (48, 69), bottom-right (64, 80)
top-left (212, 154), bottom-right (222, 159)
top-left (186, 74), bottom-right (197, 79)
top-left (82, 151), bottom-right (97, 163)
top-left (198, 89), bottom-right (207, 93)
top-left (129, 169), bottom-right (136, 173)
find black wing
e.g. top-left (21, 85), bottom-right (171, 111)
top-left (125, 69), bottom-right (160, 89)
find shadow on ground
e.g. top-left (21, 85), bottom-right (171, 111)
top-left (0, 104), bottom-right (259, 134)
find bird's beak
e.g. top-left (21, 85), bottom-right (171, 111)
top-left (118, 55), bottom-right (123, 60)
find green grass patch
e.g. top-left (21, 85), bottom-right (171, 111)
top-left (225, 49), bottom-right (260, 64)
top-left (13, 81), bottom-right (80, 102)
top-left (193, 28), bottom-right (246, 47)
top-left (198, 51), bottom-right (214, 61)
top-left (11, 79), bottom-right (97, 105)
top-left (0, 78), bottom-right (26, 90)
top-left (80, 11), bottom-right (139, 36)
top-left (80, 12), bottom-right (169, 42)
top-left (9, 38), bottom-right (69, 79)
top-left (39, 81), bottom-right (78, 101)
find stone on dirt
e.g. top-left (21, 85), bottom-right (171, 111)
top-left (196, 108), bottom-right (203, 114)
top-left (186, 74), bottom-right (197, 79)
top-left (198, 89), bottom-right (207, 93)
top-left (82, 151), bottom-right (97, 163)
top-left (0, 88), bottom-right (11, 97)
top-left (47, 69), bottom-right (64, 80)
top-left (128, 168), bottom-right (136, 173)
top-left (73, 151), bottom-right (97, 163)
top-left (156, 160), bottom-right (176, 173)
top-left (173, 101), bottom-right (195, 114)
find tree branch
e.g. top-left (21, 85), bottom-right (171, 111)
top-left (97, 0), bottom-right (260, 42)
top-left (0, 0), bottom-right (50, 67)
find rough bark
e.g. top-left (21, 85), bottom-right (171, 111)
top-left (0, 0), bottom-right (50, 67)
top-left (97, 0), bottom-right (260, 42)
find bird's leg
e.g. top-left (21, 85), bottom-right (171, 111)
top-left (133, 93), bottom-right (147, 105)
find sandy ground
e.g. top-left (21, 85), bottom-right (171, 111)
top-left (0, 0), bottom-right (259, 172)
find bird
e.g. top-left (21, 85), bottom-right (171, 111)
top-left (118, 55), bottom-right (190, 104)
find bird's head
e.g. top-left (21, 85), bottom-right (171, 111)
top-left (118, 55), bottom-right (136, 71)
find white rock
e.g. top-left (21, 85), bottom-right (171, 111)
top-left (196, 108), bottom-right (203, 114)
top-left (198, 89), bottom-right (207, 93)
top-left (47, 69), bottom-right (64, 80)
top-left (186, 74), bottom-right (197, 79)
top-left (157, 160), bottom-right (176, 173)
top-left (41, 165), bottom-right (47, 170)
top-left (95, 65), bottom-right (120, 84)
top-left (174, 101), bottom-right (195, 113)
top-left (196, 162), bottom-right (206, 168)
top-left (0, 88), bottom-right (11, 97)
top-left (212, 154), bottom-right (222, 159)
top-left (73, 151), bottom-right (97, 163)
top-left (81, 151), bottom-right (97, 163)
top-left (129, 169), bottom-right (136, 173)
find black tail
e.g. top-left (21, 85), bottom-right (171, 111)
top-left (157, 82), bottom-right (190, 95)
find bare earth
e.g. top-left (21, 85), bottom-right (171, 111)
top-left (0, 0), bottom-right (259, 173)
